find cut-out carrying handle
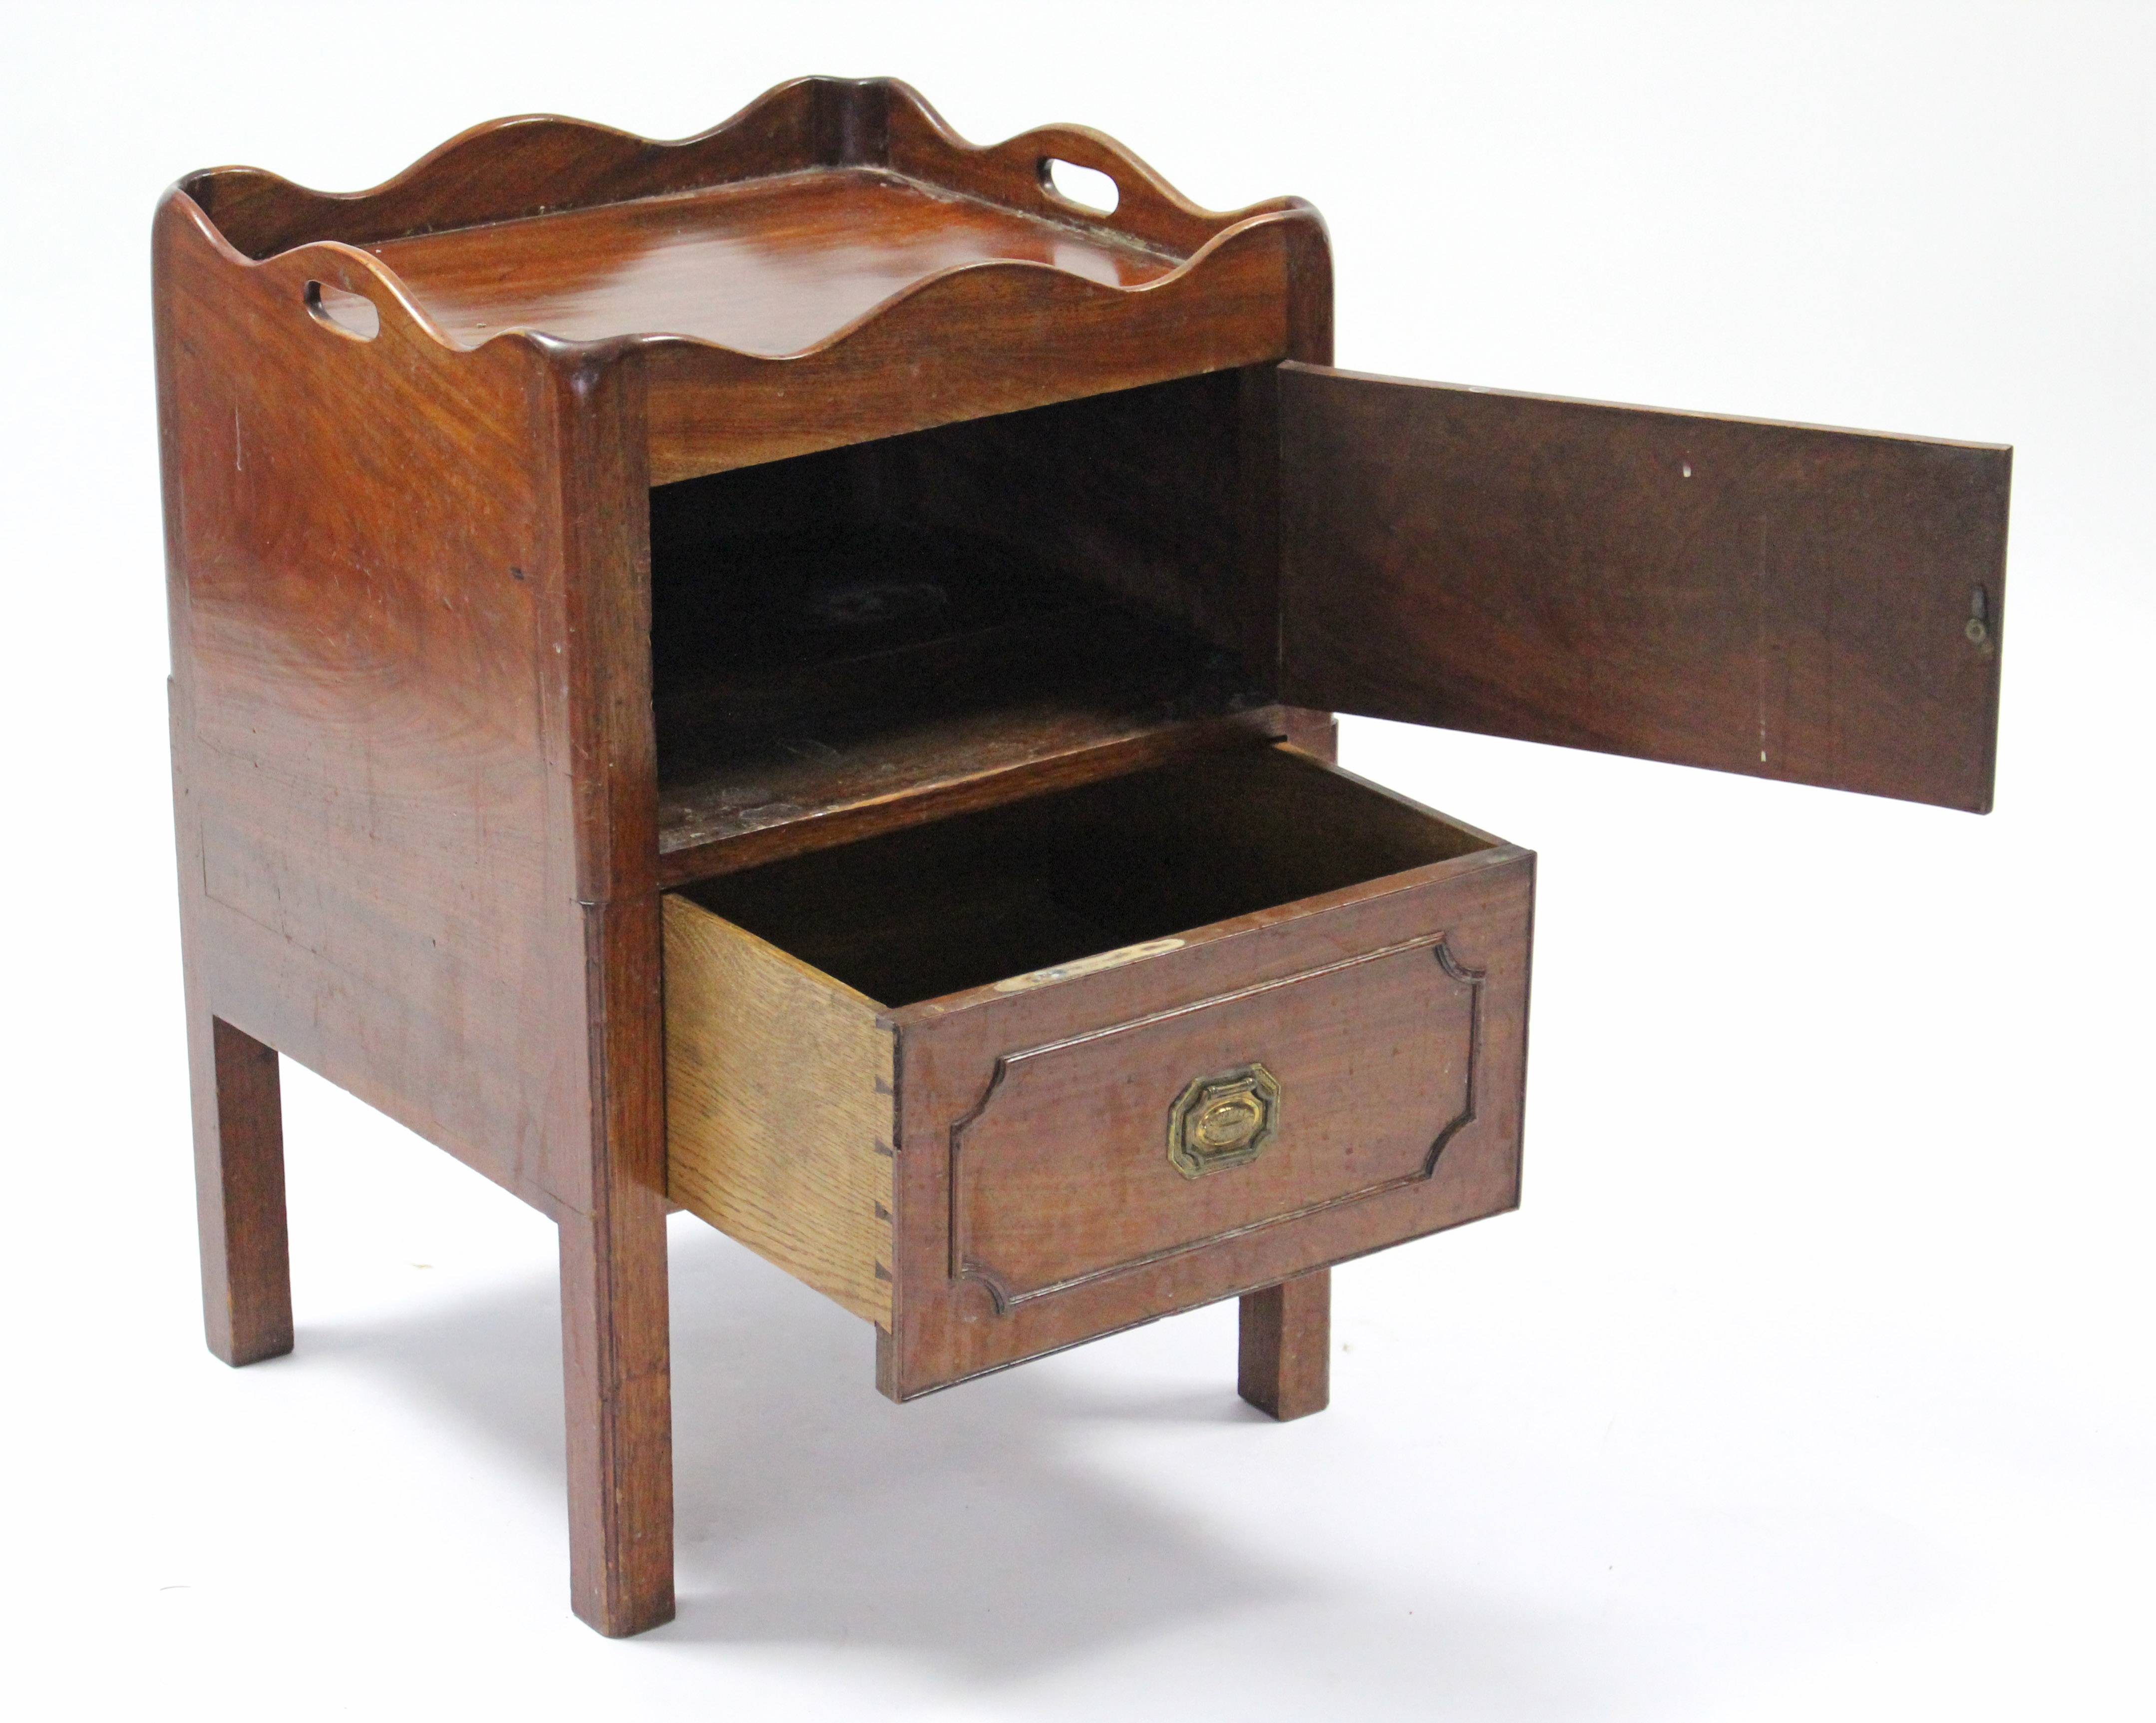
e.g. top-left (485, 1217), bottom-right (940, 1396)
top-left (1039, 155), bottom-right (1121, 216)
top-left (270, 238), bottom-right (455, 351)
top-left (165, 188), bottom-right (464, 354)
top-left (304, 278), bottom-right (381, 340)
top-left (872, 80), bottom-right (1313, 256)
top-left (987, 123), bottom-right (1219, 251)
top-left (1020, 125), bottom-right (1143, 215)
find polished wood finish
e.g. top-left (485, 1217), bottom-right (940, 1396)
top-left (883, 787), bottom-right (1531, 1398)
top-left (160, 77), bottom-right (1326, 1636)
top-left (160, 207), bottom-right (578, 1213)
top-left (157, 74), bottom-right (2005, 1639)
top-left (672, 747), bottom-right (1532, 1400)
top-left (189, 1016), bottom-right (293, 1366)
top-left (182, 76), bottom-right (1305, 272)
top-left (662, 897), bottom-right (896, 1323)
top-left (560, 1171), bottom-right (673, 1636)
top-left (158, 146), bottom-right (678, 1637)
top-left (179, 74), bottom-right (1326, 485)
top-left (1239, 1270), bottom-right (1331, 1421)
top-left (643, 226), bottom-right (1303, 481)
top-left (368, 167), bottom-right (1182, 356)
top-left (1280, 363), bottom-right (2011, 812)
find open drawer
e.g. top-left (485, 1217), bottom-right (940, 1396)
top-left (662, 744), bottom-right (1533, 1398)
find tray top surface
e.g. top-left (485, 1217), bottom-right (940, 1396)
top-left (367, 167), bottom-right (1179, 356)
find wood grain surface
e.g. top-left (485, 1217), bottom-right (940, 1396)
top-left (760, 748), bottom-right (1538, 1400)
top-left (1239, 1270), bottom-right (1331, 1421)
top-left (171, 74), bottom-right (1325, 487)
top-left (664, 746), bottom-right (1521, 1405)
top-left (188, 1015), bottom-right (293, 1366)
top-left (663, 896), bottom-right (896, 1323)
top-left (368, 167), bottom-right (1180, 356)
top-left (181, 76), bottom-right (1306, 265)
top-left (1280, 362), bottom-right (2011, 811)
top-left (641, 220), bottom-right (1305, 482)
top-left (162, 66), bottom-right (2007, 1630)
top-left (944, 927), bottom-right (1484, 1310)
top-left (145, 64), bottom-right (2016, 1634)
top-left (887, 842), bottom-right (1532, 1398)
top-left (158, 197), bottom-right (579, 1211)
top-left (158, 191), bottom-right (677, 1635)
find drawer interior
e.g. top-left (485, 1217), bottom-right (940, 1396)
top-left (672, 745), bottom-right (1494, 1008)
top-left (662, 741), bottom-right (1527, 1364)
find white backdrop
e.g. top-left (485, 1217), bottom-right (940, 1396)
top-left (3, 4), bottom-right (2150, 1719)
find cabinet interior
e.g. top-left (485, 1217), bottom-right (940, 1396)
top-left (677, 749), bottom-right (1491, 1009)
top-left (650, 368), bottom-right (1285, 874)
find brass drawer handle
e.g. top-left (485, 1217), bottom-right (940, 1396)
top-left (1168, 1063), bottom-right (1280, 1179)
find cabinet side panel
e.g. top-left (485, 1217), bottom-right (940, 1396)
top-left (663, 895), bottom-right (895, 1323)
top-left (157, 196), bottom-right (583, 1207)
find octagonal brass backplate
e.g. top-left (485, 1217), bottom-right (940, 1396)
top-left (1167, 1062), bottom-right (1281, 1179)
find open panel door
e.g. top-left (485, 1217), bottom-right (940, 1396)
top-left (1278, 363), bottom-right (2010, 811)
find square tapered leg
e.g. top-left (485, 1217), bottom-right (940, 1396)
top-left (1238, 1268), bottom-right (1331, 1421)
top-left (560, 1156), bottom-right (675, 1635)
top-left (189, 1013), bottom-right (293, 1367)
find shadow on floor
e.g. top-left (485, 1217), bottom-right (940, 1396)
top-left (300, 1219), bottom-right (1308, 1675)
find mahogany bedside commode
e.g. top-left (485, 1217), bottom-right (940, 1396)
top-left (156, 76), bottom-right (2009, 1636)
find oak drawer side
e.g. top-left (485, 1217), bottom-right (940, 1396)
top-left (663, 894), bottom-right (895, 1322)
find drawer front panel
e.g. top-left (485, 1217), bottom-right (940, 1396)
top-left (951, 933), bottom-right (1483, 1309)
top-left (886, 844), bottom-right (1533, 1398)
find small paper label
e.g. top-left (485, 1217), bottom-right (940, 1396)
top-left (992, 937), bottom-right (1186, 993)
